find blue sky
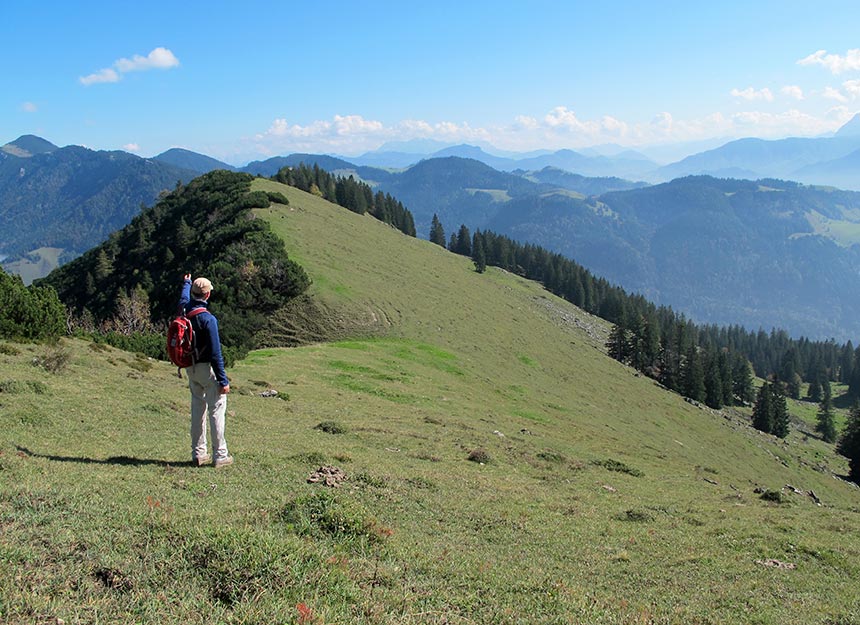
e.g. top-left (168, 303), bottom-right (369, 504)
top-left (6, 1), bottom-right (860, 164)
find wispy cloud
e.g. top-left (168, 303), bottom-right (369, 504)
top-left (842, 80), bottom-right (860, 99)
top-left (781, 85), bottom-right (804, 100)
top-left (822, 86), bottom-right (848, 103)
top-left (798, 49), bottom-right (860, 74)
top-left (20, 101), bottom-right (38, 113)
top-left (730, 87), bottom-right (774, 102)
top-left (123, 143), bottom-right (141, 152)
top-left (79, 47), bottom-right (179, 86)
top-left (80, 68), bottom-right (120, 86)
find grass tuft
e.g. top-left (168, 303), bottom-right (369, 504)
top-left (314, 420), bottom-right (347, 434)
top-left (467, 448), bottom-right (491, 464)
top-left (593, 458), bottom-right (643, 477)
top-left (31, 344), bottom-right (71, 373)
top-left (0, 343), bottom-right (21, 356)
top-left (280, 490), bottom-right (384, 544)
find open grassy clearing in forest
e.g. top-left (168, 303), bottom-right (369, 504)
top-left (1, 179), bottom-right (859, 624)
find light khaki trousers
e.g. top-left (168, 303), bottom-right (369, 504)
top-left (186, 362), bottom-right (228, 461)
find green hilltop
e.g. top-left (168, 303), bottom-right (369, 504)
top-left (2, 176), bottom-right (859, 623)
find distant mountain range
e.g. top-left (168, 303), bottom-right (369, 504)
top-left (9, 122), bottom-right (860, 339)
top-left (0, 135), bottom-right (197, 281)
top-left (341, 114), bottom-right (860, 190)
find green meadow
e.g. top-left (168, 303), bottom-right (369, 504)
top-left (1, 179), bottom-right (858, 624)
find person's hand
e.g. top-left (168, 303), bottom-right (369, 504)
top-left (183, 273), bottom-right (191, 281)
top-left (220, 385), bottom-right (230, 395)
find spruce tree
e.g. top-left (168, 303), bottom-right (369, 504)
top-left (682, 346), bottom-right (706, 403)
top-left (719, 349), bottom-right (733, 406)
top-left (771, 384), bottom-right (790, 438)
top-left (471, 231), bottom-right (486, 273)
top-left (429, 214), bottom-right (446, 247)
top-left (607, 323), bottom-right (630, 363)
top-left (838, 400), bottom-right (860, 482)
top-left (807, 378), bottom-right (822, 403)
top-left (704, 352), bottom-right (723, 409)
top-left (732, 354), bottom-right (755, 405)
top-left (752, 382), bottom-right (773, 433)
top-left (455, 224), bottom-right (471, 256)
top-left (816, 385), bottom-right (837, 443)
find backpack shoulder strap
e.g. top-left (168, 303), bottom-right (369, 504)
top-left (186, 307), bottom-right (207, 319)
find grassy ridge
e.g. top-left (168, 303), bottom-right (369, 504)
top-left (1, 179), bottom-right (859, 623)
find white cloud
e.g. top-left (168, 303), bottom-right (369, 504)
top-left (123, 143), bottom-right (141, 152)
top-left (20, 101), bottom-right (37, 113)
top-left (798, 48), bottom-right (860, 74)
top-left (730, 87), bottom-right (774, 101)
top-left (825, 105), bottom-right (852, 123)
top-left (234, 104), bottom-right (854, 161)
top-left (115, 47), bottom-right (179, 73)
top-left (80, 47), bottom-right (179, 86)
top-left (513, 115), bottom-right (539, 130)
top-left (843, 79), bottom-right (860, 99)
top-left (822, 86), bottom-right (848, 103)
top-left (80, 68), bottom-right (120, 86)
top-left (781, 85), bottom-right (804, 100)
top-left (601, 115), bottom-right (627, 135)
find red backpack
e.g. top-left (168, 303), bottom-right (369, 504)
top-left (167, 307), bottom-right (206, 375)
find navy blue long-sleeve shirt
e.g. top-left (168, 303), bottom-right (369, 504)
top-left (178, 279), bottom-right (229, 387)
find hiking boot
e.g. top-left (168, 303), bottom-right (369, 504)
top-left (194, 455), bottom-right (211, 467)
top-left (213, 455), bottom-right (234, 468)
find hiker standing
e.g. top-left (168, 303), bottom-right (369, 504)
top-left (178, 273), bottom-right (233, 467)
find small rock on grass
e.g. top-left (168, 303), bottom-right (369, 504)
top-left (308, 465), bottom-right (347, 487)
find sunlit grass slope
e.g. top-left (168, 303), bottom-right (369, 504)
top-left (1, 178), bottom-right (858, 624)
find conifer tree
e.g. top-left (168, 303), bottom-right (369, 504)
top-left (807, 378), bottom-right (822, 403)
top-left (839, 341), bottom-right (854, 384)
top-left (752, 382), bottom-right (774, 433)
top-left (455, 224), bottom-right (472, 256)
top-left (705, 352), bottom-right (723, 409)
top-left (771, 384), bottom-right (790, 438)
top-left (732, 354), bottom-right (755, 405)
top-left (471, 231), bottom-right (486, 273)
top-left (718, 349), bottom-right (733, 406)
top-left (429, 214), bottom-right (446, 247)
top-left (682, 345), bottom-right (706, 403)
top-left (607, 323), bottom-right (630, 363)
top-left (838, 400), bottom-right (860, 482)
top-left (816, 384), bottom-right (837, 443)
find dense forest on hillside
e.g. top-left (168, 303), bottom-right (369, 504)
top-left (272, 163), bottom-right (416, 237)
top-left (38, 171), bottom-right (310, 360)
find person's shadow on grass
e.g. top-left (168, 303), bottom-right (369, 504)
top-left (15, 445), bottom-right (196, 467)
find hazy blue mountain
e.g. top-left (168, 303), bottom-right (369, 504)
top-left (517, 167), bottom-right (648, 195)
top-left (374, 138), bottom-right (455, 153)
top-left (792, 149), bottom-right (860, 190)
top-left (346, 150), bottom-right (425, 168)
top-left (0, 144), bottom-right (196, 278)
top-left (241, 153), bottom-right (358, 177)
top-left (153, 148), bottom-right (236, 173)
top-left (428, 144), bottom-right (519, 171)
top-left (485, 176), bottom-right (860, 340)
top-left (375, 157), bottom-right (547, 235)
top-left (514, 149), bottom-right (656, 178)
top-left (2, 135), bottom-right (59, 158)
top-left (655, 117), bottom-right (860, 187)
top-left (579, 144), bottom-right (651, 161)
top-left (835, 113), bottom-right (860, 138)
